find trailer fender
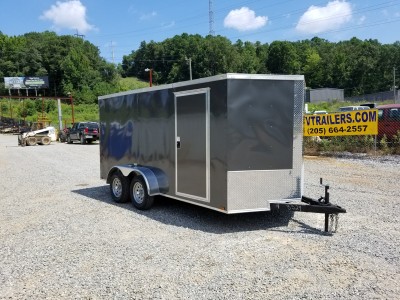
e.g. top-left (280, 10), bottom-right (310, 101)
top-left (107, 165), bottom-right (169, 196)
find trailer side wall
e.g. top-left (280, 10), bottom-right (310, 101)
top-left (99, 78), bottom-right (230, 210)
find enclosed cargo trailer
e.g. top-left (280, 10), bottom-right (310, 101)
top-left (99, 74), bottom-right (345, 230)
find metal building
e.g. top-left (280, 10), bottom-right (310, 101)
top-left (305, 88), bottom-right (344, 103)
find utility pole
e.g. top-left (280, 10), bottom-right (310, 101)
top-left (394, 67), bottom-right (397, 103)
top-left (74, 29), bottom-right (85, 39)
top-left (186, 57), bottom-right (192, 80)
top-left (145, 68), bottom-right (153, 87)
top-left (209, 0), bottom-right (215, 36)
top-left (110, 41), bottom-right (115, 64)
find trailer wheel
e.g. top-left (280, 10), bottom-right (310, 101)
top-left (41, 136), bottom-right (51, 145)
top-left (80, 135), bottom-right (86, 144)
top-left (26, 136), bottom-right (37, 146)
top-left (130, 176), bottom-right (154, 210)
top-left (67, 135), bottom-right (73, 144)
top-left (110, 172), bottom-right (130, 203)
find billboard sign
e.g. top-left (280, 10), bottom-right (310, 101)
top-left (4, 76), bottom-right (49, 89)
top-left (304, 110), bottom-right (378, 136)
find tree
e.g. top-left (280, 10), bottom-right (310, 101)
top-left (299, 44), bottom-right (323, 88)
top-left (267, 41), bottom-right (300, 74)
top-left (234, 40), bottom-right (262, 73)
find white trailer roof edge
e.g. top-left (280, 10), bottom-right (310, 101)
top-left (98, 73), bottom-right (305, 100)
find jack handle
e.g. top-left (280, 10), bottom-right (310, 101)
top-left (319, 178), bottom-right (330, 204)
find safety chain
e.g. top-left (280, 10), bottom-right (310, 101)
top-left (328, 213), bottom-right (339, 233)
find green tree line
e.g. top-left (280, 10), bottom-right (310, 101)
top-left (1, 31), bottom-right (400, 106)
top-left (122, 34), bottom-right (400, 97)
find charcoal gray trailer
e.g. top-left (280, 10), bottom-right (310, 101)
top-left (99, 74), bottom-right (345, 231)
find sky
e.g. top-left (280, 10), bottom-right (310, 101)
top-left (1, 0), bottom-right (400, 64)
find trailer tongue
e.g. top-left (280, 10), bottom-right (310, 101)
top-left (98, 73), bottom-right (346, 233)
top-left (270, 178), bottom-right (346, 232)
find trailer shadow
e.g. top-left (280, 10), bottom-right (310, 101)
top-left (269, 218), bottom-right (331, 236)
top-left (72, 185), bottom-right (325, 235)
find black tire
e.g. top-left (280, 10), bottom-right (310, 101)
top-left (80, 135), bottom-right (85, 144)
top-left (67, 135), bottom-right (73, 144)
top-left (109, 172), bottom-right (130, 203)
top-left (26, 136), bottom-right (37, 146)
top-left (86, 139), bottom-right (93, 144)
top-left (18, 136), bottom-right (26, 147)
top-left (59, 132), bottom-right (67, 143)
top-left (41, 136), bottom-right (51, 145)
top-left (130, 176), bottom-right (154, 210)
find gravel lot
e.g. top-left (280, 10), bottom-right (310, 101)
top-left (0, 133), bottom-right (399, 299)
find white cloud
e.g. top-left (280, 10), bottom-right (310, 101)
top-left (296, 0), bottom-right (352, 34)
top-left (140, 11), bottom-right (157, 21)
top-left (224, 7), bottom-right (267, 31)
top-left (40, 0), bottom-right (95, 34)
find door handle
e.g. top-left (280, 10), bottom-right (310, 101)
top-left (177, 136), bottom-right (181, 149)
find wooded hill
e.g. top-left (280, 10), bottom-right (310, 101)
top-left (1, 31), bottom-right (400, 105)
top-left (0, 31), bottom-right (118, 104)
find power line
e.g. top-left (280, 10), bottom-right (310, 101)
top-left (89, 0), bottom-right (400, 44)
top-left (222, 0), bottom-right (400, 40)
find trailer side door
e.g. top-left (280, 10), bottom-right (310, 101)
top-left (174, 88), bottom-right (210, 202)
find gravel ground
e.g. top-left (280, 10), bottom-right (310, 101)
top-left (0, 133), bottom-right (399, 299)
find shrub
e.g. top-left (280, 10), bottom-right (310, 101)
top-left (304, 135), bottom-right (377, 155)
top-left (378, 135), bottom-right (390, 154)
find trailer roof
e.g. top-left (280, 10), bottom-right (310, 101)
top-left (98, 73), bottom-right (304, 100)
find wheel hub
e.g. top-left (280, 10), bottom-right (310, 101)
top-left (112, 178), bottom-right (122, 198)
top-left (133, 182), bottom-right (144, 204)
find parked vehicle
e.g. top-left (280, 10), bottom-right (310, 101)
top-left (339, 105), bottom-right (370, 112)
top-left (66, 122), bottom-right (99, 144)
top-left (313, 110), bottom-right (328, 114)
top-left (360, 103), bottom-right (377, 109)
top-left (98, 73), bottom-right (345, 232)
top-left (18, 126), bottom-right (56, 146)
top-left (377, 104), bottom-right (400, 139)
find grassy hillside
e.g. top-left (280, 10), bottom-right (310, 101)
top-left (117, 77), bottom-right (150, 91)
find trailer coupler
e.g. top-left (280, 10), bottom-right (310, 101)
top-left (270, 178), bottom-right (346, 232)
